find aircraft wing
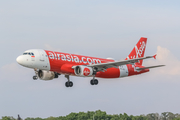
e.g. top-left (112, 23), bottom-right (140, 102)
top-left (87, 55), bottom-right (156, 71)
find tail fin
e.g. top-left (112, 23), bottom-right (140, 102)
top-left (125, 37), bottom-right (147, 66)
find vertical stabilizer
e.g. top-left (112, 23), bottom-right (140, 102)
top-left (125, 37), bottom-right (147, 66)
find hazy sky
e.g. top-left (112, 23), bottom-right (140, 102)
top-left (0, 0), bottom-right (180, 118)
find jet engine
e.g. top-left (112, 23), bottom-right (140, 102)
top-left (74, 66), bottom-right (94, 77)
top-left (38, 70), bottom-right (58, 80)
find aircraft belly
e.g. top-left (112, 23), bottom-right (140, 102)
top-left (96, 67), bottom-right (120, 78)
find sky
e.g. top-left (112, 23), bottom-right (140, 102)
top-left (0, 0), bottom-right (180, 118)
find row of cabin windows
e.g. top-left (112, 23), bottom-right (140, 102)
top-left (23, 52), bottom-right (34, 56)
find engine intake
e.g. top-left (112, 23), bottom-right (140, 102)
top-left (38, 70), bottom-right (57, 80)
top-left (74, 66), bottom-right (93, 77)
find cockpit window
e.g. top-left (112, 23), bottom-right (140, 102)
top-left (23, 52), bottom-right (35, 56)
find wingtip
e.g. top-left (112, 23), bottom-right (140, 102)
top-left (153, 54), bottom-right (157, 59)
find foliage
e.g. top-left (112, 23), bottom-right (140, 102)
top-left (2, 111), bottom-right (180, 120)
top-left (1, 116), bottom-right (15, 120)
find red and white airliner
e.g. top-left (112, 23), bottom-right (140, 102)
top-left (16, 37), bottom-right (164, 87)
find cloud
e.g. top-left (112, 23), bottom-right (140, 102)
top-left (144, 46), bottom-right (180, 76)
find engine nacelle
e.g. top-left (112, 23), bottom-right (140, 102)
top-left (74, 66), bottom-right (94, 77)
top-left (38, 70), bottom-right (57, 80)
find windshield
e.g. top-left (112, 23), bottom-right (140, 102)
top-left (23, 52), bottom-right (35, 56)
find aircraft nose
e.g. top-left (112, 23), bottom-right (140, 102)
top-left (16, 56), bottom-right (23, 65)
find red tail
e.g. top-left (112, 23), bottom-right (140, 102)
top-left (125, 37), bottom-right (147, 66)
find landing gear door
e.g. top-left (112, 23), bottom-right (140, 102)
top-left (39, 50), bottom-right (45, 62)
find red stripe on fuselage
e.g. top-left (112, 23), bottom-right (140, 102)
top-left (44, 50), bottom-right (149, 78)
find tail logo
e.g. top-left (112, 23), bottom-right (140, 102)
top-left (126, 37), bottom-right (147, 65)
top-left (135, 41), bottom-right (146, 58)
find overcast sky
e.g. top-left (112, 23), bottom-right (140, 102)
top-left (0, 0), bottom-right (180, 118)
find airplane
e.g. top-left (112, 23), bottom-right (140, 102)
top-left (16, 37), bottom-right (165, 87)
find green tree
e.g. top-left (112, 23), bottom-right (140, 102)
top-left (64, 112), bottom-right (78, 120)
top-left (25, 117), bottom-right (35, 120)
top-left (1, 116), bottom-right (15, 120)
top-left (173, 118), bottom-right (180, 120)
top-left (161, 112), bottom-right (175, 120)
top-left (119, 113), bottom-right (131, 120)
top-left (146, 113), bottom-right (160, 120)
top-left (110, 114), bottom-right (120, 120)
top-left (87, 111), bottom-right (95, 119)
top-left (77, 112), bottom-right (88, 120)
top-left (26, 117), bottom-right (44, 120)
top-left (46, 116), bottom-right (57, 120)
top-left (135, 115), bottom-right (148, 120)
top-left (93, 110), bottom-right (107, 120)
top-left (20, 111), bottom-right (180, 120)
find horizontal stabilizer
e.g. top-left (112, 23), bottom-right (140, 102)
top-left (136, 65), bottom-right (165, 71)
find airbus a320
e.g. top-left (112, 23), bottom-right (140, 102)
top-left (16, 37), bottom-right (164, 87)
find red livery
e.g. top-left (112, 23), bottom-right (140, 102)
top-left (16, 37), bottom-right (165, 87)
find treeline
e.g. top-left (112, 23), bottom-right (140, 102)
top-left (2, 110), bottom-right (180, 120)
